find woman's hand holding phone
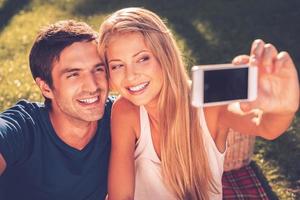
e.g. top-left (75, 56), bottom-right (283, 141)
top-left (233, 39), bottom-right (299, 115)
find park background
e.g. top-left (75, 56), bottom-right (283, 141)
top-left (0, 0), bottom-right (299, 199)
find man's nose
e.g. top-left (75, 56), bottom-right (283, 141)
top-left (82, 73), bottom-right (99, 93)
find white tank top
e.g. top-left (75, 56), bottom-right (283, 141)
top-left (134, 106), bottom-right (225, 200)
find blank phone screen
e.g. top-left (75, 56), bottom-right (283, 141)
top-left (203, 68), bottom-right (248, 103)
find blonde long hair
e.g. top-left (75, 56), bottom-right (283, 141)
top-left (99, 7), bottom-right (218, 200)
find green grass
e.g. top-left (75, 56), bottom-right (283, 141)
top-left (0, 0), bottom-right (299, 199)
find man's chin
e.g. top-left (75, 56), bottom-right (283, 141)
top-left (83, 111), bottom-right (105, 121)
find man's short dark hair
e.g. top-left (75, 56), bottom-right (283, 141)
top-left (29, 20), bottom-right (98, 106)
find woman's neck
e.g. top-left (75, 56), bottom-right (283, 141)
top-left (145, 102), bottom-right (159, 122)
top-left (144, 94), bottom-right (160, 119)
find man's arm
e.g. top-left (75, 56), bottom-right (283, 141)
top-left (0, 100), bottom-right (35, 176)
top-left (0, 153), bottom-right (7, 175)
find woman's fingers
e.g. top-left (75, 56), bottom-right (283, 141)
top-left (274, 51), bottom-right (293, 74)
top-left (250, 39), bottom-right (265, 66)
top-left (232, 55), bottom-right (249, 65)
top-left (261, 43), bottom-right (278, 74)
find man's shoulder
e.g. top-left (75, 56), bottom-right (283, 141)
top-left (9, 99), bottom-right (45, 113)
top-left (106, 95), bottom-right (116, 105)
top-left (96, 96), bottom-right (114, 123)
top-left (15, 99), bottom-right (45, 108)
top-left (1, 99), bottom-right (46, 119)
top-left (103, 95), bottom-right (115, 114)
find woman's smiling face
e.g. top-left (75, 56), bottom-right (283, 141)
top-left (106, 32), bottom-right (163, 107)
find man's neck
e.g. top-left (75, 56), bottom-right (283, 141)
top-left (49, 111), bottom-right (98, 150)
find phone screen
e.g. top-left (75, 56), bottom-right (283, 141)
top-left (203, 68), bottom-right (248, 103)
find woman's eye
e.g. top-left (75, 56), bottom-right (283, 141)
top-left (110, 64), bottom-right (123, 70)
top-left (138, 56), bottom-right (150, 63)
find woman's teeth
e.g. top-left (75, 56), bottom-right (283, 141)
top-left (128, 82), bottom-right (148, 92)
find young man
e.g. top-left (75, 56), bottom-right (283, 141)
top-left (0, 20), bottom-right (111, 200)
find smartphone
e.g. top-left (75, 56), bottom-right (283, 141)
top-left (191, 64), bottom-right (258, 107)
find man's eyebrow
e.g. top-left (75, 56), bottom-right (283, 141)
top-left (94, 62), bottom-right (105, 68)
top-left (60, 62), bottom-right (105, 75)
top-left (60, 67), bottom-right (81, 75)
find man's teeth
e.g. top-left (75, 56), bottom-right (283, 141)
top-left (79, 97), bottom-right (98, 104)
top-left (129, 82), bottom-right (148, 92)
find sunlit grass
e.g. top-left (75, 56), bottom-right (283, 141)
top-left (254, 115), bottom-right (300, 200)
top-left (254, 149), bottom-right (295, 199)
top-left (192, 19), bottom-right (219, 47)
top-left (0, 3), bottom-right (73, 109)
top-left (0, 0), bottom-right (5, 8)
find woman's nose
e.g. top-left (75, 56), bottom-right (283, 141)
top-left (125, 66), bottom-right (138, 81)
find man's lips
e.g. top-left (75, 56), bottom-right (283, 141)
top-left (77, 96), bottom-right (99, 104)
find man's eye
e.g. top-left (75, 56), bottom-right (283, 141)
top-left (96, 66), bottom-right (105, 72)
top-left (66, 73), bottom-right (79, 78)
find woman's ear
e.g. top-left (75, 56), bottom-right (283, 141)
top-left (35, 77), bottom-right (54, 99)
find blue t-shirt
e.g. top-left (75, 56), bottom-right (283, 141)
top-left (0, 98), bottom-right (112, 200)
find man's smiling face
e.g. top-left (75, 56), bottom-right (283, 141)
top-left (48, 41), bottom-right (108, 123)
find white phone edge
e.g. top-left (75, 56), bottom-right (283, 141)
top-left (191, 64), bottom-right (258, 108)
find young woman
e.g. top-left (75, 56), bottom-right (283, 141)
top-left (98, 7), bottom-right (299, 200)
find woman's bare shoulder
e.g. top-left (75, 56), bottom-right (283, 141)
top-left (111, 96), bottom-right (140, 137)
top-left (112, 96), bottom-right (139, 115)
